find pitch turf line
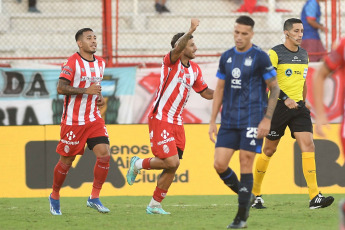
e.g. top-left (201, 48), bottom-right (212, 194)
top-left (0, 194), bottom-right (343, 230)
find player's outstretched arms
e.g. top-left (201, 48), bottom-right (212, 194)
top-left (171, 18), bottom-right (200, 63)
top-left (57, 78), bottom-right (101, 95)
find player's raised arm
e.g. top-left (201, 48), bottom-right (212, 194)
top-left (257, 77), bottom-right (280, 139)
top-left (170, 18), bottom-right (199, 63)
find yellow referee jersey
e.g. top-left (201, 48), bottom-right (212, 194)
top-left (268, 44), bottom-right (309, 102)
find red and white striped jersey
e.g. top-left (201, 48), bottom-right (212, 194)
top-left (149, 52), bottom-right (208, 125)
top-left (324, 37), bottom-right (345, 71)
top-left (59, 52), bottom-right (105, 125)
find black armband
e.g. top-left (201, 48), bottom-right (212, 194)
top-left (279, 90), bottom-right (289, 101)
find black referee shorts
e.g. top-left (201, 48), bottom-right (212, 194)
top-left (267, 100), bottom-right (313, 140)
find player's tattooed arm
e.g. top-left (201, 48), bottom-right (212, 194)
top-left (171, 18), bottom-right (199, 63)
top-left (57, 78), bottom-right (101, 95)
top-left (265, 76), bottom-right (280, 120)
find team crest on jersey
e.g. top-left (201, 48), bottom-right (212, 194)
top-left (244, 57), bottom-right (253, 66)
top-left (231, 68), bottom-right (242, 89)
top-left (285, 68), bottom-right (293, 77)
top-left (81, 68), bottom-right (85, 72)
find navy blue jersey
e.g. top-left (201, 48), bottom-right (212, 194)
top-left (216, 45), bottom-right (276, 129)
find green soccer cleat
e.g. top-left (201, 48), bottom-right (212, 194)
top-left (126, 156), bottom-right (141, 185)
top-left (146, 206), bottom-right (171, 215)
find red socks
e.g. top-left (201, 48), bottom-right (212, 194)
top-left (51, 160), bottom-right (71, 200)
top-left (153, 186), bottom-right (168, 202)
top-left (142, 158), bottom-right (152, 169)
top-left (91, 155), bottom-right (110, 199)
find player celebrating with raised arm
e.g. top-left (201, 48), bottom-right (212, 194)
top-left (209, 15), bottom-right (280, 229)
top-left (49, 28), bottom-right (111, 215)
top-left (251, 18), bottom-right (334, 209)
top-left (126, 18), bottom-right (214, 214)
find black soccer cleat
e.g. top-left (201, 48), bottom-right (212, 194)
top-left (251, 195), bottom-right (267, 209)
top-left (309, 192), bottom-right (334, 209)
top-left (227, 216), bottom-right (247, 229)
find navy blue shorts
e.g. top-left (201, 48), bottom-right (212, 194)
top-left (215, 126), bottom-right (263, 153)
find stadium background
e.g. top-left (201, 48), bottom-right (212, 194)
top-left (0, 0), bottom-right (344, 198)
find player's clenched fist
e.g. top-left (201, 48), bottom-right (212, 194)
top-left (85, 83), bottom-right (101, 95)
top-left (190, 18), bottom-right (200, 32)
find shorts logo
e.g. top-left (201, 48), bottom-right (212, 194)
top-left (64, 145), bottom-right (70, 153)
top-left (150, 131), bottom-right (153, 139)
top-left (163, 144), bottom-right (170, 154)
top-left (268, 131), bottom-right (279, 137)
top-left (250, 139), bottom-right (256, 146)
top-left (161, 130), bottom-right (169, 139)
top-left (66, 131), bottom-right (76, 140)
top-left (62, 131), bottom-right (79, 145)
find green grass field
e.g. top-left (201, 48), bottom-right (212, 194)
top-left (0, 194), bottom-right (343, 230)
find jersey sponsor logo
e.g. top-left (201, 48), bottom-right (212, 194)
top-left (244, 57), bottom-right (253, 66)
top-left (157, 137), bottom-right (175, 146)
top-left (80, 75), bottom-right (102, 82)
top-left (285, 68), bottom-right (293, 77)
top-left (226, 57), bottom-right (232, 63)
top-left (231, 68), bottom-right (242, 89)
top-left (177, 78), bottom-right (191, 88)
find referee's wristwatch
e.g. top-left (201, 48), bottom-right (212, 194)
top-left (282, 95), bottom-right (289, 101)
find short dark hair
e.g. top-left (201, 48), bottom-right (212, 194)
top-left (170, 32), bottom-right (193, 48)
top-left (75, 28), bottom-right (93, 41)
top-left (284, 18), bottom-right (302, 31)
top-left (235, 15), bottom-right (255, 28)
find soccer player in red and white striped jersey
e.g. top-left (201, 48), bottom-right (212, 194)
top-left (49, 28), bottom-right (111, 215)
top-left (126, 18), bottom-right (214, 215)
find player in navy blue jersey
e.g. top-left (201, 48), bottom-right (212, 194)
top-left (208, 15), bottom-right (280, 229)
